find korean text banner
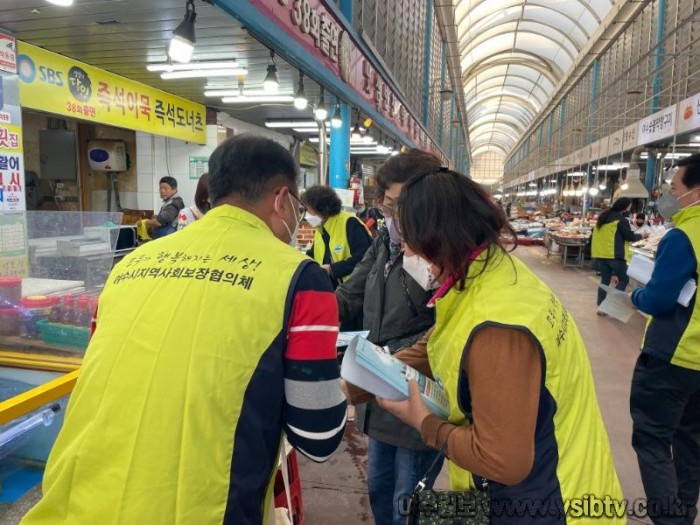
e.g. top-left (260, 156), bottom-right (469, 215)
top-left (16, 42), bottom-right (206, 144)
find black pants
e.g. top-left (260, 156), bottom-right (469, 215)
top-left (596, 258), bottom-right (629, 305)
top-left (631, 353), bottom-right (700, 524)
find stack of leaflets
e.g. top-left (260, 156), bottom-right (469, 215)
top-left (628, 254), bottom-right (696, 307)
top-left (340, 336), bottom-right (450, 419)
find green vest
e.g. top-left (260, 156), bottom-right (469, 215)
top-left (642, 205), bottom-right (700, 370)
top-left (591, 220), bottom-right (632, 262)
top-left (312, 211), bottom-right (368, 283)
top-left (428, 249), bottom-right (623, 523)
top-left (23, 206), bottom-right (307, 525)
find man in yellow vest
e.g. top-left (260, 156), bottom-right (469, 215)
top-left (302, 185), bottom-right (372, 287)
top-left (630, 153), bottom-right (700, 525)
top-left (21, 135), bottom-right (347, 525)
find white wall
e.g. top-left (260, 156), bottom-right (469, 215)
top-left (135, 120), bottom-right (294, 211)
top-left (135, 125), bottom-right (219, 211)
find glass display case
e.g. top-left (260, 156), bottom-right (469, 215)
top-left (0, 210), bottom-right (122, 355)
top-left (0, 210), bottom-right (122, 508)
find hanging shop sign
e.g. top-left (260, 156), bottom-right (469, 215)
top-left (299, 143), bottom-right (318, 166)
top-left (16, 42), bottom-right (206, 144)
top-left (249, 0), bottom-right (437, 154)
top-left (598, 135), bottom-right (611, 161)
top-left (0, 34), bottom-right (17, 74)
top-left (589, 139), bottom-right (602, 163)
top-left (608, 129), bottom-right (623, 155)
top-left (637, 104), bottom-right (676, 145)
top-left (0, 74), bottom-right (25, 213)
top-left (623, 122), bottom-right (639, 151)
top-left (572, 146), bottom-right (588, 167)
top-left (677, 94), bottom-right (700, 135)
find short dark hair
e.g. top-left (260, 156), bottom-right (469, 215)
top-left (302, 185), bottom-right (342, 218)
top-left (208, 135), bottom-right (298, 204)
top-left (160, 176), bottom-right (178, 189)
top-left (376, 149), bottom-right (443, 195)
top-left (676, 152), bottom-right (700, 189)
top-left (397, 168), bottom-right (516, 291)
top-left (194, 173), bottom-right (210, 213)
top-left (636, 212), bottom-right (646, 221)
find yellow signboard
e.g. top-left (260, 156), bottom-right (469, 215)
top-left (16, 42), bottom-right (207, 144)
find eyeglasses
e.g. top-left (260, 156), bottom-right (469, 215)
top-left (289, 192), bottom-right (307, 222)
top-left (376, 195), bottom-right (397, 217)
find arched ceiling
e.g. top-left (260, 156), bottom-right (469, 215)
top-left (456, 0), bottom-right (616, 176)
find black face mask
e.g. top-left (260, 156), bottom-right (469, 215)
top-left (635, 222), bottom-right (644, 227)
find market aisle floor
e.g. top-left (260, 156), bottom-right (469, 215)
top-left (299, 245), bottom-right (652, 525)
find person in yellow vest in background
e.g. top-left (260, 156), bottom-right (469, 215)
top-left (302, 185), bottom-right (373, 288)
top-left (591, 196), bottom-right (648, 313)
top-left (373, 167), bottom-right (624, 524)
top-left (630, 153), bottom-right (700, 525)
top-left (21, 135), bottom-right (347, 525)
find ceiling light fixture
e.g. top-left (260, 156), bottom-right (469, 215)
top-left (208, 89), bottom-right (285, 98)
top-left (263, 50), bottom-right (279, 93)
top-left (222, 95), bottom-right (294, 103)
top-left (314, 87), bottom-right (329, 121)
top-left (264, 120), bottom-right (321, 128)
top-left (294, 71), bottom-right (308, 110)
top-left (47, 0), bottom-right (74, 5)
top-left (331, 97), bottom-right (343, 128)
top-left (148, 61), bottom-right (240, 72)
top-left (620, 173), bottom-right (629, 191)
top-left (168, 0), bottom-right (197, 64)
top-left (161, 68), bottom-right (248, 80)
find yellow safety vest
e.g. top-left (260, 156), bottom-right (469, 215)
top-left (427, 249), bottom-right (624, 524)
top-left (642, 205), bottom-right (700, 370)
top-left (312, 211), bottom-right (369, 282)
top-left (591, 220), bottom-right (632, 262)
top-left (22, 206), bottom-right (309, 525)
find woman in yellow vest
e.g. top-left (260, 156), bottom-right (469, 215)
top-left (591, 197), bottom-right (647, 311)
top-left (377, 168), bottom-right (624, 524)
top-left (302, 185), bottom-right (373, 287)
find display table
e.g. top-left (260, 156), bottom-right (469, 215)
top-left (548, 233), bottom-right (591, 269)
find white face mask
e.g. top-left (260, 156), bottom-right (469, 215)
top-left (658, 188), bottom-right (700, 219)
top-left (276, 192), bottom-right (300, 245)
top-left (403, 254), bottom-right (439, 291)
top-left (305, 213), bottom-right (323, 228)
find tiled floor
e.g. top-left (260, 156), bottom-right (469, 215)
top-left (299, 245), bottom-right (655, 524)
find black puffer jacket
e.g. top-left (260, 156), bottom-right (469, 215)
top-left (337, 229), bottom-right (435, 450)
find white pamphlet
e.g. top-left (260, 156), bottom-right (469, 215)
top-left (340, 336), bottom-right (450, 418)
top-left (337, 330), bottom-right (370, 347)
top-left (627, 254), bottom-right (697, 308)
top-left (598, 284), bottom-right (635, 323)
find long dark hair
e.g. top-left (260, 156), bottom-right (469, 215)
top-left (397, 168), bottom-right (517, 291)
top-left (596, 197), bottom-right (631, 229)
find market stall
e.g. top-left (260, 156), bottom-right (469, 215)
top-left (542, 219), bottom-right (593, 268)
